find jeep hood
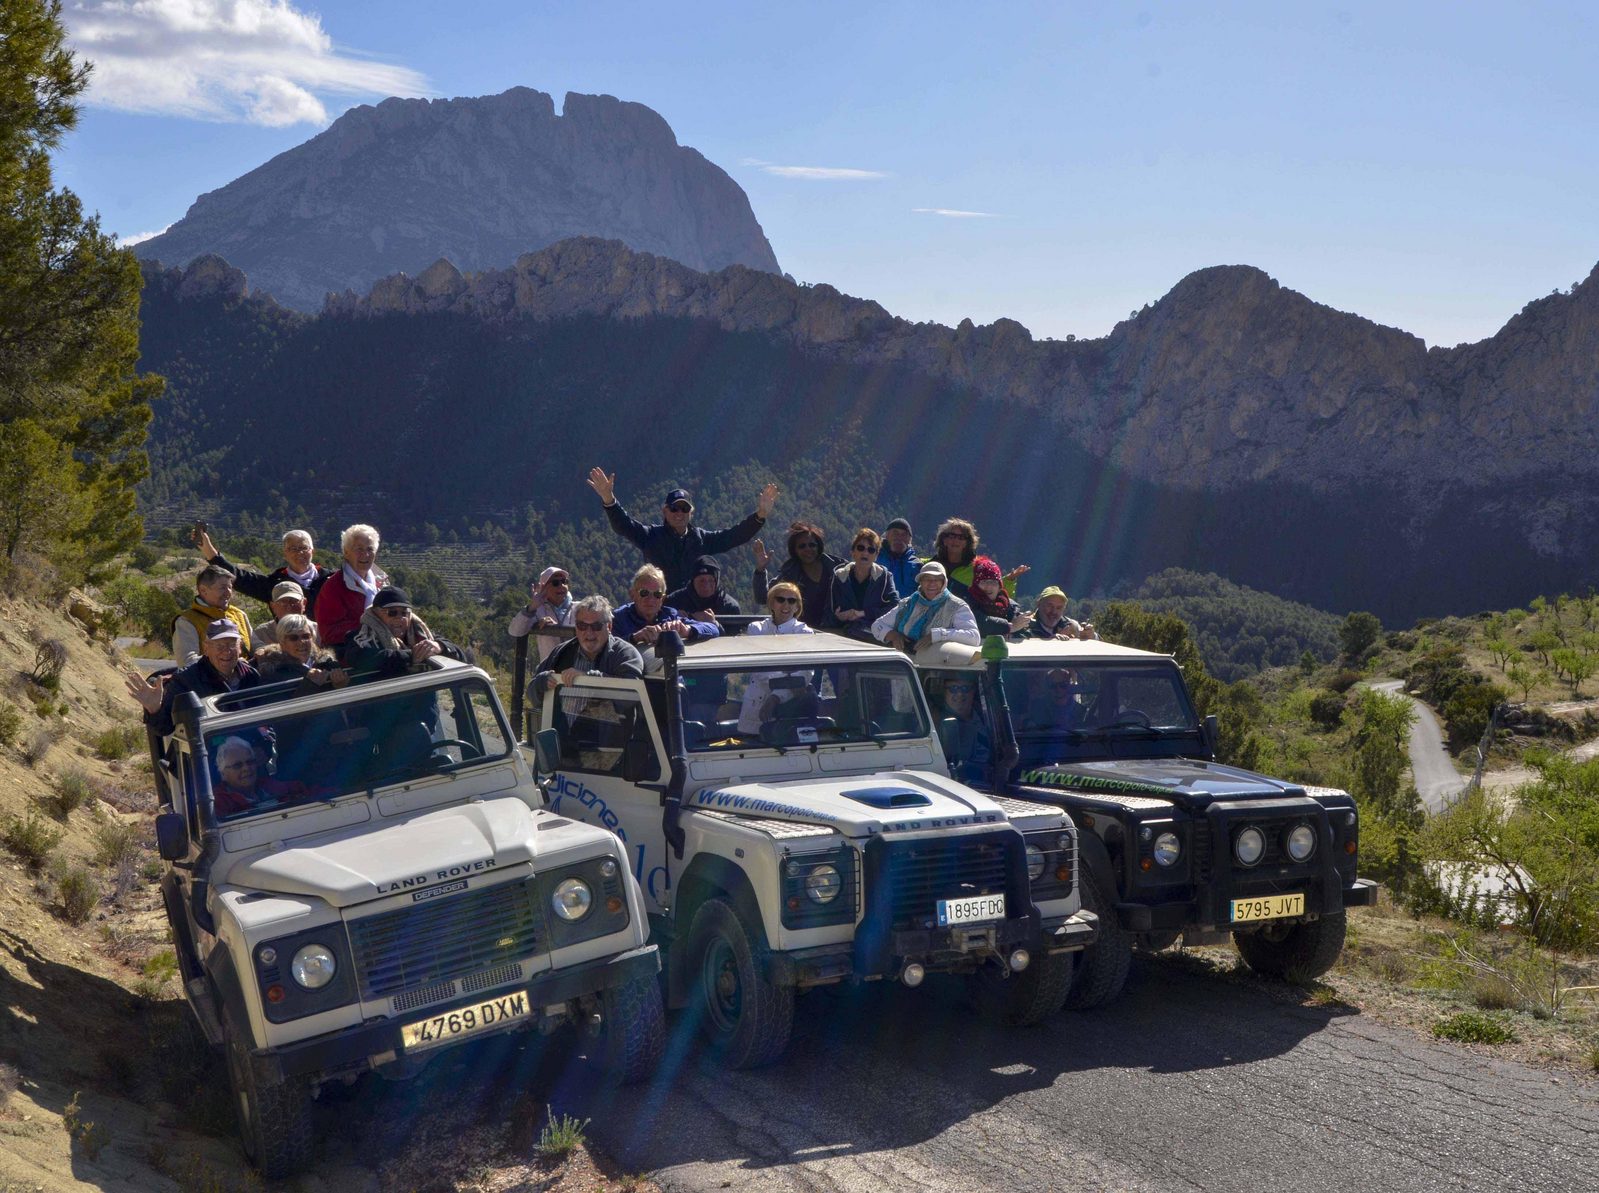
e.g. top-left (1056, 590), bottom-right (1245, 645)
top-left (1014, 759), bottom-right (1307, 810)
top-left (688, 771), bottom-right (1013, 835)
top-left (228, 801), bottom-right (542, 907)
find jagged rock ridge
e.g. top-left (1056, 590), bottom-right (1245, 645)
top-left (134, 87), bottom-right (780, 311)
top-left (321, 238), bottom-right (1599, 495)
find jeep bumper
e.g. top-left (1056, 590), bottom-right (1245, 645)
top-left (256, 944), bottom-right (659, 1082)
top-left (1115, 879), bottom-right (1378, 932)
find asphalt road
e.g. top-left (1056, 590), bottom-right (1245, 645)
top-left (541, 956), bottom-right (1599, 1193)
top-left (1371, 680), bottom-right (1467, 814)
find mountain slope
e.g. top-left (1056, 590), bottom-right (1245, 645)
top-left (135, 87), bottom-right (780, 310)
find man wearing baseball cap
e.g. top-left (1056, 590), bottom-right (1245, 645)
top-left (252, 580), bottom-right (319, 649)
top-left (125, 619), bottom-right (263, 739)
top-left (1024, 586), bottom-right (1098, 640)
top-left (509, 566), bottom-right (578, 664)
top-left (665, 555), bottom-right (742, 618)
top-left (586, 466), bottom-right (779, 592)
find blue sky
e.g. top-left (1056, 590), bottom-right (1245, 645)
top-left (57, 1), bottom-right (1599, 347)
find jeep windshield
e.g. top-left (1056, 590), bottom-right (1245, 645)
top-left (999, 661), bottom-right (1201, 761)
top-left (201, 678), bottom-right (511, 821)
top-left (680, 659), bottom-right (930, 751)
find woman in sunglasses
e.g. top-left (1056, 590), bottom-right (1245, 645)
top-left (250, 614), bottom-right (349, 688)
top-left (931, 517), bottom-right (1030, 602)
top-left (738, 582), bottom-right (816, 733)
top-left (831, 528), bottom-right (900, 641)
top-left (752, 521), bottom-right (843, 628)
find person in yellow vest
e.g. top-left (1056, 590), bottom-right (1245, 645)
top-left (172, 565), bottom-right (252, 665)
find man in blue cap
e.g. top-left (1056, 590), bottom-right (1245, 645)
top-left (587, 467), bottom-right (778, 593)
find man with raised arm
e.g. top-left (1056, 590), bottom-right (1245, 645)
top-left (196, 527), bottom-right (335, 608)
top-left (587, 467), bottom-right (778, 593)
top-left (127, 620), bottom-right (263, 739)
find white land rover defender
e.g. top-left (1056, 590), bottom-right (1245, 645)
top-left (149, 659), bottom-right (662, 1178)
top-left (526, 629), bottom-right (1096, 1069)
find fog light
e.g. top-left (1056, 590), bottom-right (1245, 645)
top-left (1009, 949), bottom-right (1031, 973)
top-left (901, 963), bottom-right (926, 987)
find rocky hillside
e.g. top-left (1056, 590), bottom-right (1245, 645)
top-left (321, 238), bottom-right (1599, 498)
top-left (134, 87), bottom-right (780, 311)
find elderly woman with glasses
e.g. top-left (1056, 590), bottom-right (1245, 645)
top-left (931, 517), bottom-right (1029, 603)
top-left (251, 614), bottom-right (350, 688)
top-left (737, 581), bottom-right (817, 734)
top-left (612, 564), bottom-right (720, 647)
top-left (831, 527), bottom-right (900, 641)
top-left (872, 562), bottom-right (980, 654)
top-left (213, 736), bottom-right (316, 817)
top-left (753, 521), bottom-right (844, 628)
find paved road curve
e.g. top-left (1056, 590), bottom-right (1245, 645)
top-left (555, 956), bottom-right (1599, 1193)
top-left (1371, 680), bottom-right (1467, 814)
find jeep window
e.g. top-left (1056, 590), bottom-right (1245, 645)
top-left (681, 661), bottom-right (928, 750)
top-left (552, 690), bottom-right (660, 780)
top-left (1001, 663), bottom-right (1197, 736)
top-left (200, 679), bottom-right (512, 821)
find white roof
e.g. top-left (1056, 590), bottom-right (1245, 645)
top-left (914, 637), bottom-right (1172, 670)
top-left (679, 632), bottom-right (903, 667)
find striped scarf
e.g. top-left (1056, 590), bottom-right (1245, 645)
top-left (893, 589), bottom-right (950, 644)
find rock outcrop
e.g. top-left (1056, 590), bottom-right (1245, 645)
top-left (134, 87), bottom-right (780, 311)
top-left (322, 238), bottom-right (1599, 495)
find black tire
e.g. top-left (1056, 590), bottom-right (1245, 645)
top-left (596, 972), bottom-right (665, 1084)
top-left (687, 897), bottom-right (793, 1069)
top-left (223, 1010), bottom-right (313, 1179)
top-left (1064, 866), bottom-right (1131, 1010)
top-left (968, 950), bottom-right (1074, 1026)
top-left (1234, 911), bottom-right (1348, 981)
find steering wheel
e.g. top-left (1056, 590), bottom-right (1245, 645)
top-left (1107, 709), bottom-right (1152, 728)
top-left (429, 737), bottom-right (483, 759)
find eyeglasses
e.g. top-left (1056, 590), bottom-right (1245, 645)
top-left (220, 760), bottom-right (252, 771)
top-left (946, 684), bottom-right (975, 695)
top-left (378, 606), bottom-right (410, 616)
top-left (853, 544), bottom-right (878, 554)
top-left (636, 589), bottom-right (665, 599)
top-left (284, 632), bottom-right (314, 642)
top-left (547, 577), bottom-right (569, 587)
top-left (796, 540), bottom-right (820, 551)
top-left (940, 531), bottom-right (971, 541)
top-left (667, 502), bottom-right (693, 514)
top-left (770, 596), bottom-right (799, 606)
top-left (574, 620), bottom-right (608, 632)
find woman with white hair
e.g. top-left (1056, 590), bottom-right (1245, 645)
top-left (213, 736), bottom-right (315, 817)
top-left (314, 523), bottom-right (390, 651)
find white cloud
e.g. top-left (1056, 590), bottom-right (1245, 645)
top-left (119, 225), bottom-right (171, 245)
top-left (65, 0), bottom-right (429, 127)
top-left (913, 207), bottom-right (1000, 218)
top-left (742, 158), bottom-right (888, 181)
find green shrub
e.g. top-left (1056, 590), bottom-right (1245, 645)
top-left (1309, 689), bottom-right (1346, 730)
top-left (49, 767), bottom-right (94, 818)
top-left (20, 727), bottom-right (55, 765)
top-left (2, 811), bottom-right (63, 868)
top-left (94, 725), bottom-right (142, 761)
top-left (0, 701), bottom-right (22, 747)
top-left (63, 1090), bottom-right (108, 1160)
top-left (1431, 1011), bottom-right (1516, 1044)
top-left (57, 867), bottom-right (101, 925)
top-left (92, 818), bottom-right (143, 868)
top-left (1326, 669), bottom-right (1364, 694)
top-left (534, 1105), bottom-right (590, 1159)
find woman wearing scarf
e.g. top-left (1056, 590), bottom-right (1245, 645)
top-left (930, 518), bottom-right (1029, 602)
top-left (872, 562), bottom-right (980, 654)
top-left (737, 581), bottom-right (818, 734)
top-left (314, 523), bottom-right (390, 651)
top-left (967, 556), bottom-right (1035, 638)
top-left (346, 587), bottom-right (464, 679)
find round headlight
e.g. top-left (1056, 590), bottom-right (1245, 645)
top-left (1286, 824), bottom-right (1317, 862)
top-left (804, 864), bottom-right (842, 904)
top-left (552, 877), bottom-right (593, 921)
top-left (1026, 844), bottom-right (1047, 880)
top-left (1153, 831), bottom-right (1181, 867)
top-left (290, 944), bottom-right (336, 989)
top-left (1235, 827), bottom-right (1266, 867)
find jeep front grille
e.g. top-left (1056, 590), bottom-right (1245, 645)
top-left (349, 881), bottom-right (541, 1000)
top-left (873, 837), bottom-right (1019, 929)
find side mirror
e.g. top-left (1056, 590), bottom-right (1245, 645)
top-left (1202, 714), bottom-right (1219, 758)
top-left (155, 812), bottom-right (189, 861)
top-left (937, 717), bottom-right (960, 761)
top-left (533, 728), bottom-right (560, 776)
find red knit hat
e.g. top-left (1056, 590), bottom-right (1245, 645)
top-left (971, 556), bottom-right (1002, 585)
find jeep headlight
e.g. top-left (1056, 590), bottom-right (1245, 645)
top-left (1026, 844), bottom-right (1047, 880)
top-left (1286, 824), bottom-right (1317, 862)
top-left (290, 944), bottom-right (337, 990)
top-left (1153, 831), bottom-right (1181, 867)
top-left (552, 877), bottom-right (593, 921)
top-left (1235, 826), bottom-right (1266, 867)
top-left (804, 864), bottom-right (842, 904)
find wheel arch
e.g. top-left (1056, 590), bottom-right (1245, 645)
top-left (666, 854), bottom-right (766, 1008)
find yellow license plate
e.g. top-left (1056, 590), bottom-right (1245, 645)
top-left (400, 990), bottom-right (530, 1052)
top-left (1231, 893), bottom-right (1305, 923)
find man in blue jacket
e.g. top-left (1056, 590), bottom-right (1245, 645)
top-left (588, 466), bottom-right (778, 592)
top-left (881, 517), bottom-right (922, 597)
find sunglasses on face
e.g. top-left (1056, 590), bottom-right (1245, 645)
top-left (946, 684), bottom-right (975, 695)
top-left (770, 596), bottom-right (799, 606)
top-left (284, 632), bottom-right (313, 642)
top-left (547, 577), bottom-right (569, 587)
top-left (667, 502), bottom-right (693, 514)
top-left (378, 607), bottom-right (409, 616)
top-left (636, 589), bottom-right (665, 599)
top-left (575, 620), bottom-right (608, 632)
top-left (853, 544), bottom-right (878, 554)
top-left (941, 531), bottom-right (971, 541)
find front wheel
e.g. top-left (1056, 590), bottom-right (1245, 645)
top-left (1064, 867), bottom-right (1131, 1010)
top-left (968, 950), bottom-right (1074, 1026)
top-left (595, 973), bottom-right (665, 1084)
top-left (223, 1010), bottom-right (313, 1179)
top-left (687, 897), bottom-right (793, 1069)
top-left (1234, 911), bottom-right (1347, 981)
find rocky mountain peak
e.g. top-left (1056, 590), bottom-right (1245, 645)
top-left (133, 86), bottom-right (779, 311)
